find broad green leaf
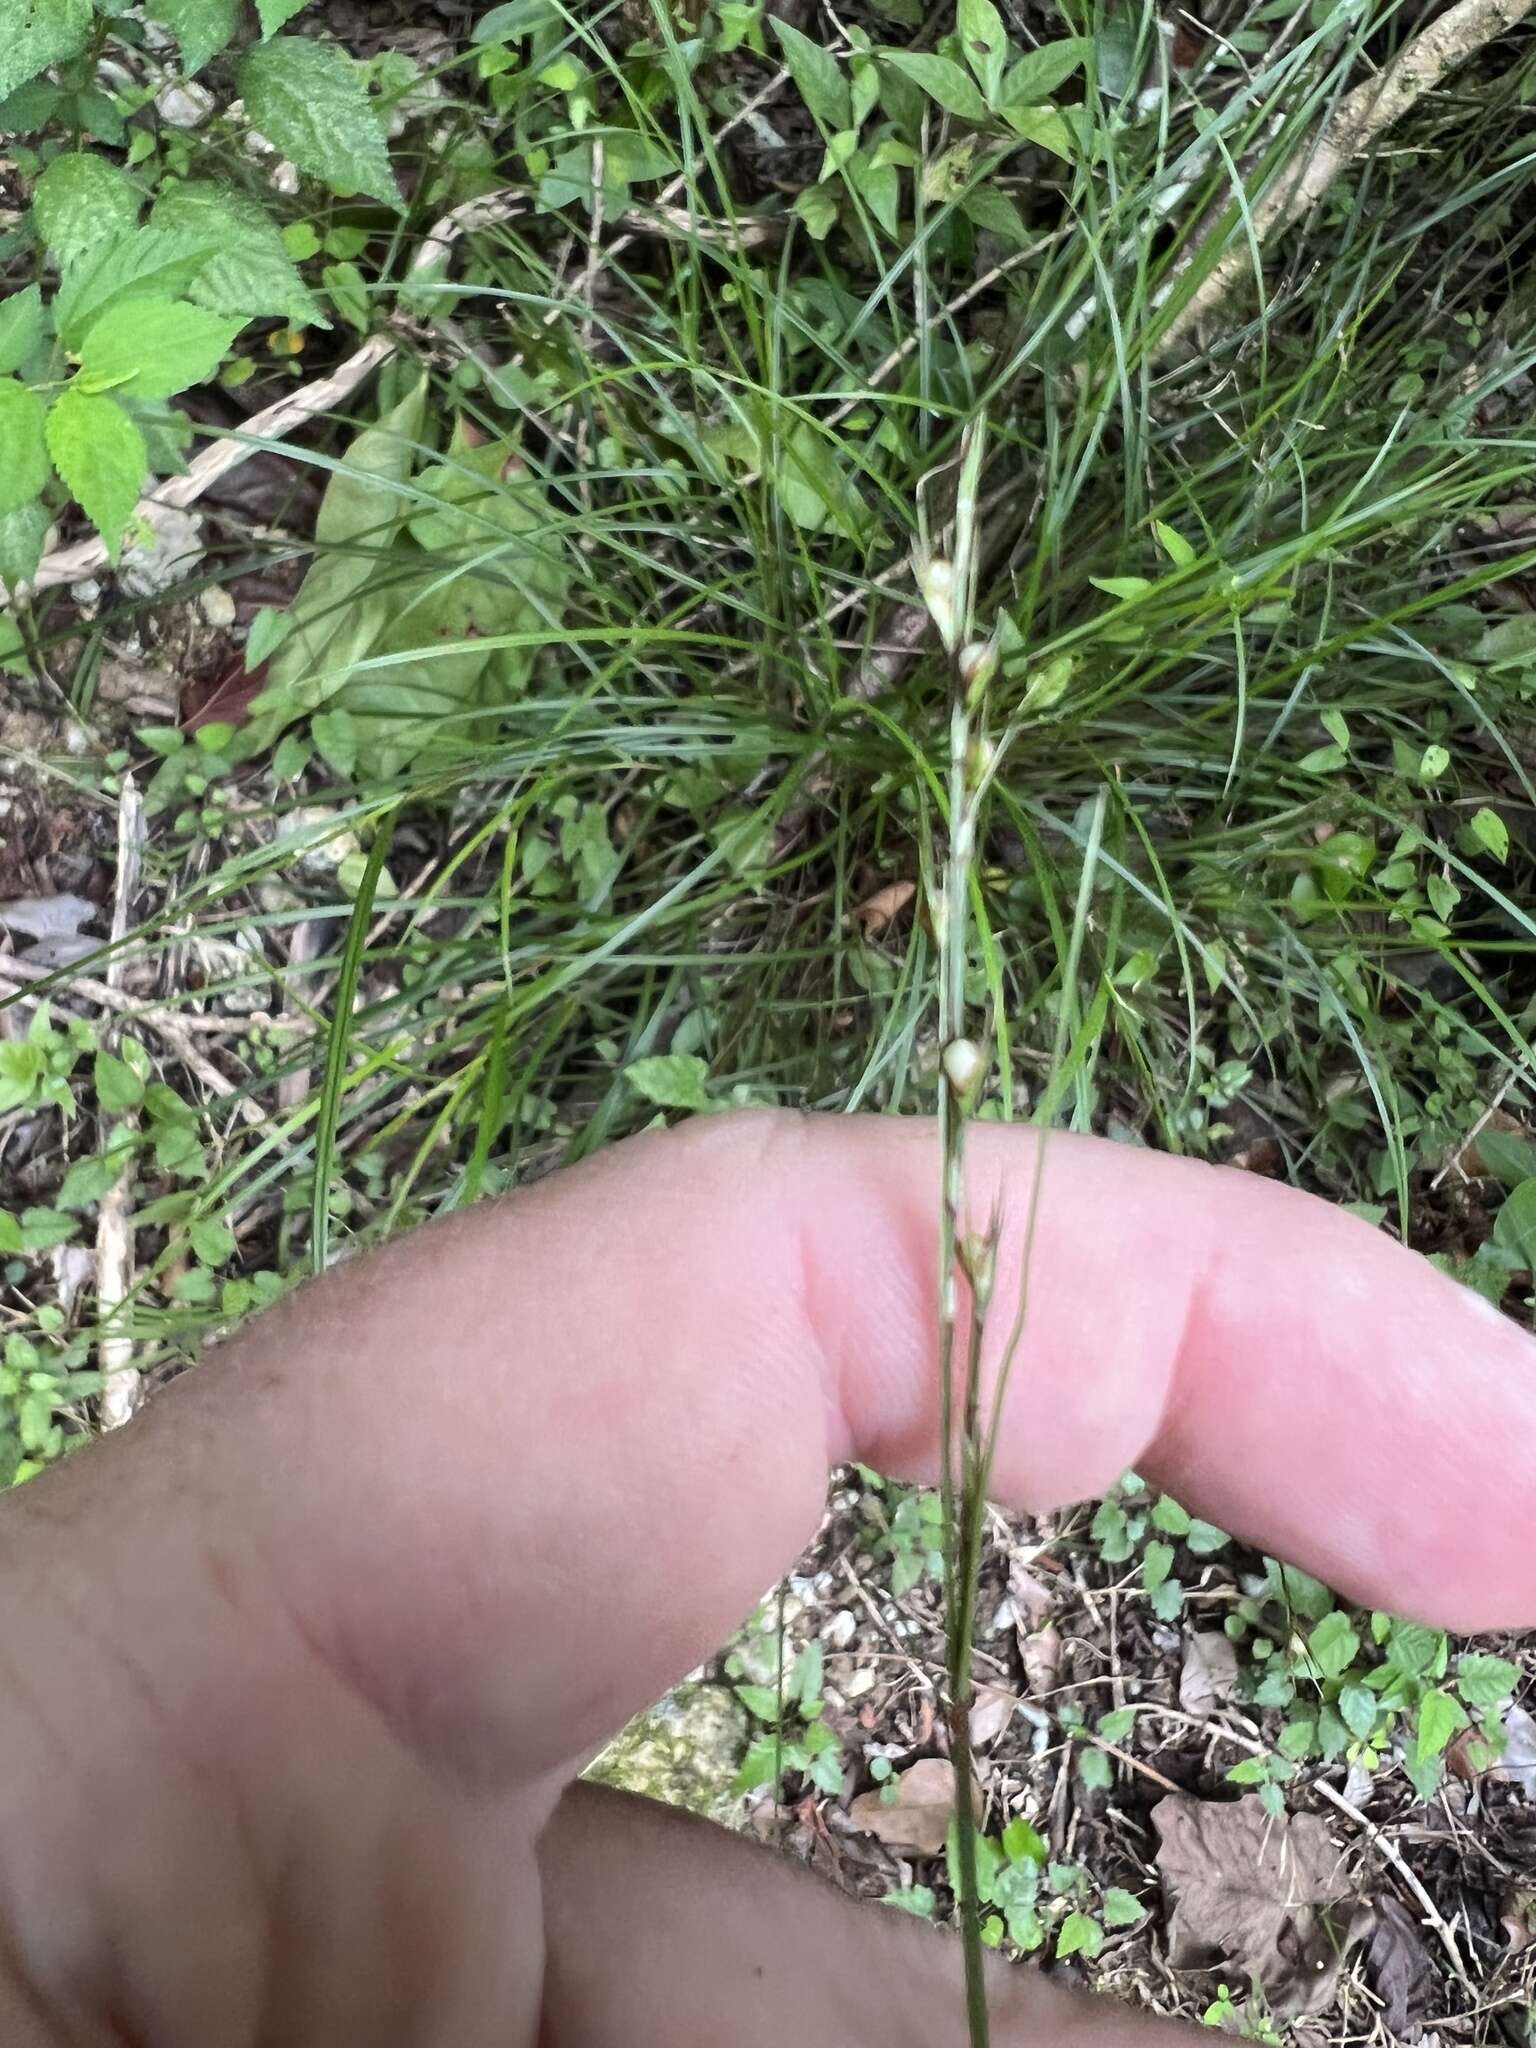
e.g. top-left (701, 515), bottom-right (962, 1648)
top-left (733, 1682), bottom-right (783, 1720)
top-left (1321, 708), bottom-right (1351, 751)
top-left (1475, 1131), bottom-right (1536, 1188)
top-left (794, 184), bottom-right (839, 240)
top-left (150, 180), bottom-right (324, 325)
top-left (957, 0), bottom-right (1009, 100)
top-left (1150, 1494), bottom-right (1191, 1536)
top-left (0, 0), bottom-right (92, 102)
top-left (53, 228), bottom-right (220, 350)
top-left (998, 100), bottom-right (1075, 158)
top-left (1101, 1889), bottom-right (1145, 1928)
top-left (33, 153), bottom-right (141, 271)
top-left (1386, 1620), bottom-right (1444, 1680)
top-left (624, 1054), bottom-right (711, 1110)
top-left (1186, 1518), bottom-right (1228, 1557)
top-left (878, 51), bottom-right (988, 122)
top-left (0, 500), bottom-right (49, 592)
top-left (1000, 36), bottom-right (1089, 101)
top-left (1142, 1538), bottom-right (1175, 1593)
top-left (148, 0), bottom-right (239, 73)
top-left (1476, 613), bottom-right (1536, 666)
top-left (1493, 1178), bottom-right (1536, 1274)
top-left (45, 388), bottom-right (148, 561)
top-left (79, 299), bottom-right (242, 401)
top-left (961, 184), bottom-right (1029, 243)
top-left (1456, 1653), bottom-right (1520, 1708)
top-left (256, 0), bottom-right (308, 29)
top-left (1415, 1687), bottom-right (1467, 1766)
top-left (239, 38), bottom-right (401, 207)
top-left (1078, 1746), bottom-right (1113, 1791)
top-left (774, 421), bottom-right (867, 539)
top-left (1002, 1817), bottom-right (1047, 1865)
top-left (770, 19), bottom-right (851, 128)
top-left (0, 381), bottom-right (50, 520)
top-left (1338, 1683), bottom-right (1377, 1740)
top-left (1091, 573), bottom-right (1151, 600)
top-left (0, 286), bottom-right (43, 378)
top-left (1418, 742), bottom-right (1450, 780)
top-left (1306, 1610), bottom-right (1359, 1681)
top-left (94, 1050), bottom-right (145, 1113)
top-left (1056, 1911), bottom-right (1103, 1960)
top-left (1469, 806), bottom-right (1509, 863)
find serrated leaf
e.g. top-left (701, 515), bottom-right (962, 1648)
top-left (1101, 1888), bottom-right (1145, 1928)
top-left (151, 181), bottom-right (324, 326)
top-left (0, 0), bottom-right (93, 103)
top-left (0, 380), bottom-right (50, 521)
top-left (770, 18), bottom-right (850, 128)
top-left (1000, 36), bottom-right (1089, 102)
top-left (1386, 1620), bottom-right (1444, 1679)
top-left (79, 299), bottom-right (242, 401)
top-left (1338, 1683), bottom-right (1378, 1740)
top-left (148, 0), bottom-right (239, 74)
top-left (256, 0), bottom-right (308, 30)
top-left (1150, 1494), bottom-right (1191, 1536)
top-left (33, 153), bottom-right (142, 271)
top-left (0, 287), bottom-right (43, 379)
top-left (0, 500), bottom-right (49, 592)
top-left (1307, 1610), bottom-right (1359, 1681)
top-left (878, 51), bottom-right (988, 122)
top-left (54, 228), bottom-right (220, 351)
top-left (957, 0), bottom-right (1009, 100)
top-left (624, 1053), bottom-right (710, 1110)
top-left (1056, 1910), bottom-right (1103, 1960)
top-left (239, 38), bottom-right (401, 207)
top-left (46, 388), bottom-right (147, 561)
top-left (1415, 1687), bottom-right (1467, 1765)
top-left (1002, 1816), bottom-right (1047, 1864)
top-left (1456, 1653), bottom-right (1520, 1709)
top-left (94, 1050), bottom-right (145, 1113)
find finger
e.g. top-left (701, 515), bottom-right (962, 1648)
top-left (538, 1782), bottom-right (1192, 2048)
top-left (9, 1111), bottom-right (1535, 1804)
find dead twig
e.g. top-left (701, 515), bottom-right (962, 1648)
top-left (1157, 0), bottom-right (1535, 357)
top-left (96, 776), bottom-right (144, 1430)
top-left (0, 953), bottom-right (239, 1100)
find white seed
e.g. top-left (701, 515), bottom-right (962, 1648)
top-left (943, 1035), bottom-right (986, 1096)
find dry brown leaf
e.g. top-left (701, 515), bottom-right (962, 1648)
top-left (970, 1685), bottom-right (1021, 1749)
top-left (848, 1758), bottom-right (972, 1857)
top-left (1178, 1631), bottom-right (1241, 1720)
top-left (1021, 1625), bottom-right (1063, 1699)
top-left (1008, 1550), bottom-right (1057, 1629)
top-left (1152, 1794), bottom-right (1356, 2016)
top-left (1362, 1894), bottom-right (1433, 2035)
top-left (852, 878), bottom-right (917, 934)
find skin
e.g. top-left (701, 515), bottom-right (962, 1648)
top-left (1, 1109), bottom-right (1534, 2046)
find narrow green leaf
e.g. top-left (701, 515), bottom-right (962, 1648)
top-left (1154, 519), bottom-right (1196, 567)
top-left (45, 388), bottom-right (148, 560)
top-left (79, 299), bottom-right (243, 401)
top-left (0, 381), bottom-right (50, 521)
top-left (0, 286), bottom-right (43, 379)
top-left (239, 38), bottom-right (401, 207)
top-left (770, 19), bottom-right (851, 128)
top-left (878, 51), bottom-right (989, 122)
top-left (33, 153), bottom-right (141, 271)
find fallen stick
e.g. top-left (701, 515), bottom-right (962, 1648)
top-left (96, 775), bottom-right (145, 1430)
top-left (1157, 0), bottom-right (1536, 357)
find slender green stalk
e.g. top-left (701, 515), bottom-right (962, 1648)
top-left (311, 809), bottom-right (398, 1277)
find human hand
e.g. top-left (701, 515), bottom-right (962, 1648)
top-left (1, 1112), bottom-right (1531, 2046)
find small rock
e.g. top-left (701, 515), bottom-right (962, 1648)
top-left (118, 509), bottom-right (204, 599)
top-left (156, 80), bottom-right (215, 126)
top-left (200, 586), bottom-right (237, 629)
